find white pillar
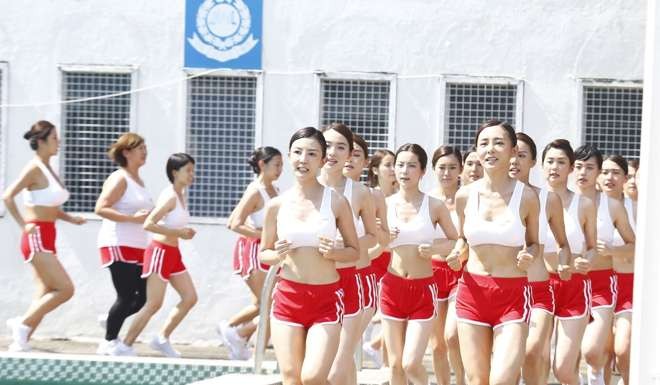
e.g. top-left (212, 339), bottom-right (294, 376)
top-left (630, 1), bottom-right (660, 384)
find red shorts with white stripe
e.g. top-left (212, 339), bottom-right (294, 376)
top-left (550, 273), bottom-right (591, 319)
top-left (432, 260), bottom-right (462, 301)
top-left (371, 251), bottom-right (391, 282)
top-left (456, 272), bottom-right (531, 328)
top-left (588, 269), bottom-right (617, 309)
top-left (233, 236), bottom-right (269, 278)
top-left (379, 272), bottom-right (437, 321)
top-left (141, 241), bottom-right (186, 281)
top-left (614, 272), bottom-right (633, 315)
top-left (529, 280), bottom-right (555, 314)
top-left (271, 278), bottom-right (344, 330)
top-left (99, 246), bottom-right (146, 267)
top-left (20, 221), bottom-right (56, 262)
top-left (357, 266), bottom-right (378, 309)
top-left (338, 267), bottom-right (362, 317)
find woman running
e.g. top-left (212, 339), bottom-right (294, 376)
top-left (319, 124), bottom-right (377, 385)
top-left (460, 145), bottom-right (483, 185)
top-left (260, 126), bottom-right (359, 385)
top-left (574, 145), bottom-right (635, 385)
top-left (427, 145), bottom-right (464, 385)
top-left (540, 140), bottom-right (597, 385)
top-left (599, 155), bottom-right (637, 385)
top-left (509, 133), bottom-right (572, 385)
top-left (3, 120), bottom-right (85, 352)
top-left (221, 146), bottom-right (282, 360)
top-left (382, 143), bottom-right (457, 385)
top-left (95, 133), bottom-right (152, 355)
top-left (110, 153), bottom-right (198, 357)
top-left (447, 120), bottom-right (539, 385)
top-left (623, 159), bottom-right (638, 201)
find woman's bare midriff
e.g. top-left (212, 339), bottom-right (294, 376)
top-left (24, 206), bottom-right (59, 222)
top-left (527, 246), bottom-right (550, 282)
top-left (281, 247), bottom-right (340, 284)
top-left (466, 244), bottom-right (526, 278)
top-left (388, 245), bottom-right (433, 279)
top-left (590, 252), bottom-right (613, 271)
top-left (152, 233), bottom-right (179, 247)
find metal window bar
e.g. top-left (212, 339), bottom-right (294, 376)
top-left (61, 72), bottom-right (132, 212)
top-left (583, 85), bottom-right (643, 159)
top-left (186, 75), bottom-right (257, 218)
top-left (445, 83), bottom-right (517, 151)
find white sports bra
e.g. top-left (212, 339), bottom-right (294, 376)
top-left (596, 192), bottom-right (615, 246)
top-left (157, 186), bottom-right (190, 230)
top-left (277, 187), bottom-right (337, 249)
top-left (463, 181), bottom-right (525, 248)
top-left (613, 197), bottom-right (635, 246)
top-left (341, 179), bottom-right (365, 238)
top-left (545, 192), bottom-right (584, 255)
top-left (24, 160), bottom-right (70, 207)
top-left (435, 207), bottom-right (458, 239)
top-left (387, 193), bottom-right (436, 248)
top-left (538, 188), bottom-right (549, 246)
top-left (249, 183), bottom-right (275, 229)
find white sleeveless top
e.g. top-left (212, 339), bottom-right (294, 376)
top-left (613, 197), bottom-right (635, 246)
top-left (23, 160), bottom-right (70, 207)
top-left (387, 193), bottom-right (436, 248)
top-left (341, 179), bottom-right (365, 238)
top-left (545, 192), bottom-right (584, 255)
top-left (277, 187), bottom-right (337, 249)
top-left (435, 207), bottom-right (459, 239)
top-left (157, 186), bottom-right (190, 230)
top-left (98, 170), bottom-right (154, 249)
top-left (538, 188), bottom-right (549, 246)
top-left (248, 183), bottom-right (275, 229)
top-left (596, 192), bottom-right (615, 247)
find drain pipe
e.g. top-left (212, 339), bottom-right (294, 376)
top-left (253, 265), bottom-right (280, 374)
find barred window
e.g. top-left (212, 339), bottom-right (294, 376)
top-left (320, 78), bottom-right (392, 153)
top-left (61, 71), bottom-right (132, 212)
top-left (583, 85), bottom-right (643, 159)
top-left (445, 83), bottom-right (518, 151)
top-left (186, 75), bottom-right (257, 218)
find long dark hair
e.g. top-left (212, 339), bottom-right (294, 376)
top-left (248, 146), bottom-right (281, 174)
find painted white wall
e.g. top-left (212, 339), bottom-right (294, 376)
top-left (0, 0), bottom-right (645, 343)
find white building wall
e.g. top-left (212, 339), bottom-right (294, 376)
top-left (0, 0), bottom-right (645, 342)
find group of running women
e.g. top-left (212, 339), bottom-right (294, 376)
top-left (3, 119), bottom-right (638, 385)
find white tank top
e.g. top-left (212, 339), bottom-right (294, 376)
top-left (435, 208), bottom-right (459, 239)
top-left (463, 181), bottom-right (526, 248)
top-left (97, 170), bottom-right (154, 249)
top-left (538, 188), bottom-right (549, 246)
top-left (341, 179), bottom-right (365, 238)
top-left (157, 186), bottom-right (190, 230)
top-left (613, 197), bottom-right (635, 246)
top-left (387, 193), bottom-right (436, 248)
top-left (545, 192), bottom-right (584, 255)
top-left (277, 187), bottom-right (337, 249)
top-left (23, 160), bottom-right (70, 207)
top-left (248, 183), bottom-right (275, 229)
top-left (596, 192), bottom-right (615, 246)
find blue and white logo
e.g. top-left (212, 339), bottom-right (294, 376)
top-left (184, 0), bottom-right (262, 69)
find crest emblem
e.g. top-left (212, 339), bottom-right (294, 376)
top-left (188, 0), bottom-right (259, 63)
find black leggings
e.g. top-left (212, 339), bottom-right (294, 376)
top-left (106, 262), bottom-right (146, 341)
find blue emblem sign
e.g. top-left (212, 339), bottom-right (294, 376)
top-left (184, 0), bottom-right (262, 69)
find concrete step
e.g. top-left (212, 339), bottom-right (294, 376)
top-left (188, 374), bottom-right (282, 385)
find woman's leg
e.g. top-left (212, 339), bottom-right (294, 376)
top-left (582, 307), bottom-right (614, 374)
top-left (614, 313), bottom-right (632, 385)
top-left (444, 298), bottom-right (466, 385)
top-left (160, 272), bottom-right (198, 339)
top-left (553, 316), bottom-right (589, 385)
top-left (402, 319), bottom-right (435, 385)
top-left (429, 301), bottom-right (451, 385)
top-left (522, 310), bottom-right (554, 385)
top-left (105, 262), bottom-right (145, 341)
top-left (123, 275), bottom-right (167, 346)
top-left (490, 322), bottom-right (528, 385)
top-left (271, 321), bottom-right (306, 385)
top-left (229, 270), bottom-right (266, 328)
top-left (457, 322), bottom-right (493, 385)
top-left (382, 318), bottom-right (407, 385)
top-left (328, 314), bottom-right (364, 385)
top-left (301, 323), bottom-right (342, 385)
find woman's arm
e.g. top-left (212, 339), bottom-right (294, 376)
top-left (320, 192), bottom-right (359, 262)
top-left (228, 187), bottom-right (262, 239)
top-left (143, 193), bottom-right (189, 238)
top-left (428, 197), bottom-right (457, 257)
top-left (576, 196), bottom-right (597, 273)
top-left (94, 172), bottom-right (148, 224)
top-left (546, 192), bottom-right (572, 279)
top-left (603, 197), bottom-right (636, 260)
top-left (259, 199), bottom-right (287, 265)
top-left (446, 186), bottom-right (469, 270)
top-left (518, 186), bottom-right (540, 271)
top-left (2, 164), bottom-right (38, 230)
top-left (357, 186), bottom-right (377, 250)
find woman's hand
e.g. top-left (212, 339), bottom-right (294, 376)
top-left (274, 239), bottom-right (292, 261)
top-left (318, 236), bottom-right (336, 260)
top-left (177, 227), bottom-right (196, 240)
top-left (418, 243), bottom-right (432, 260)
top-left (131, 209), bottom-right (151, 224)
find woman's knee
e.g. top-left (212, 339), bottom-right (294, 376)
top-left (58, 281), bottom-right (75, 302)
top-left (445, 329), bottom-right (460, 349)
top-left (300, 368), bottom-right (327, 385)
top-left (429, 333), bottom-right (448, 354)
top-left (553, 363), bottom-right (578, 384)
top-left (181, 291), bottom-right (198, 309)
top-left (143, 298), bottom-right (164, 315)
top-left (402, 356), bottom-right (423, 376)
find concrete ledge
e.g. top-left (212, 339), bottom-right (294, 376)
top-left (188, 374), bottom-right (282, 385)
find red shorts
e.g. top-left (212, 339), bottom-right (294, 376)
top-left (379, 272), bottom-right (437, 321)
top-left (371, 251), bottom-right (391, 282)
top-left (338, 267), bottom-right (362, 317)
top-left (99, 246), bottom-right (146, 267)
top-left (529, 280), bottom-right (555, 314)
top-left (20, 221), bottom-right (56, 262)
top-left (432, 260), bottom-right (462, 301)
top-left (456, 272), bottom-right (531, 328)
top-left (550, 273), bottom-right (591, 319)
top-left (233, 236), bottom-right (269, 278)
top-left (588, 269), bottom-right (617, 309)
top-left (271, 279), bottom-right (344, 329)
top-left (357, 266), bottom-right (378, 309)
top-left (141, 241), bottom-right (186, 281)
top-left (614, 272), bottom-right (633, 315)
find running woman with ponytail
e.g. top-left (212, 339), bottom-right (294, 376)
top-left (540, 140), bottom-right (597, 385)
top-left (3, 121), bottom-right (85, 352)
top-left (598, 155), bottom-right (637, 385)
top-left (573, 145), bottom-right (635, 385)
top-left (509, 133), bottom-right (572, 385)
top-left (319, 124), bottom-right (377, 385)
top-left (220, 146), bottom-right (282, 359)
top-left (383, 143), bottom-right (457, 385)
top-left (95, 133), bottom-right (152, 355)
top-left (428, 145), bottom-right (464, 385)
top-left (447, 120), bottom-right (539, 385)
top-left (260, 127), bottom-right (359, 385)
top-left (110, 153), bottom-right (198, 357)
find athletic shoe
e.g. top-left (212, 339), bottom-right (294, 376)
top-left (107, 341), bottom-right (136, 357)
top-left (7, 318), bottom-right (31, 352)
top-left (362, 342), bottom-right (383, 368)
top-left (8, 342), bottom-right (31, 352)
top-left (96, 339), bottom-right (119, 355)
top-left (149, 336), bottom-right (181, 358)
top-left (219, 322), bottom-right (250, 360)
top-left (587, 365), bottom-right (605, 385)
top-left (229, 343), bottom-right (253, 360)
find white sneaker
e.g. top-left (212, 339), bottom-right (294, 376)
top-left (219, 322), bottom-right (249, 360)
top-left (7, 318), bottom-right (31, 352)
top-left (8, 342), bottom-right (31, 352)
top-left (149, 336), bottom-right (181, 358)
top-left (107, 341), bottom-right (136, 357)
top-left (96, 339), bottom-right (119, 355)
top-left (362, 342), bottom-right (383, 368)
top-left (229, 343), bottom-right (252, 361)
top-left (587, 365), bottom-right (605, 385)
top-left (97, 314), bottom-right (108, 330)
